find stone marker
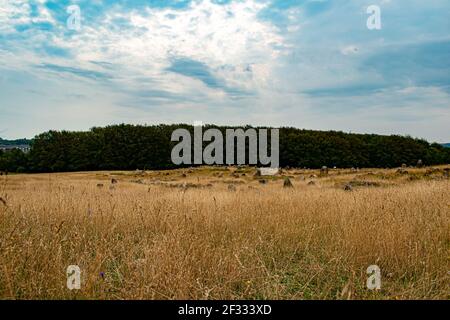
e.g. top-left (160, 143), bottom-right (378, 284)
top-left (283, 177), bottom-right (293, 188)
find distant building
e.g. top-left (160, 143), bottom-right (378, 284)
top-left (0, 145), bottom-right (31, 153)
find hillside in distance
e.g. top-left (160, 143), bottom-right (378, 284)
top-left (0, 138), bottom-right (32, 146)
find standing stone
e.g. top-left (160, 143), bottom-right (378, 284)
top-left (417, 159), bottom-right (423, 168)
top-left (443, 168), bottom-right (449, 178)
top-left (283, 177), bottom-right (293, 188)
top-left (344, 184), bottom-right (353, 191)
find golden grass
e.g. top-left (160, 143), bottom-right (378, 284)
top-left (0, 167), bottom-right (449, 300)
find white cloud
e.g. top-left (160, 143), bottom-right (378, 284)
top-left (2, 0), bottom-right (285, 98)
top-left (0, 0), bottom-right (31, 32)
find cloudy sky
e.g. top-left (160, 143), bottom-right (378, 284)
top-left (0, 0), bottom-right (449, 142)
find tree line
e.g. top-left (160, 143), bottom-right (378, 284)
top-left (0, 124), bottom-right (449, 173)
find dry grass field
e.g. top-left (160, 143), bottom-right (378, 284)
top-left (0, 166), bottom-right (449, 300)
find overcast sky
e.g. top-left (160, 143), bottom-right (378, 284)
top-left (0, 0), bottom-right (449, 142)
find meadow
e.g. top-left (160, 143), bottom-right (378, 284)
top-left (0, 166), bottom-right (448, 299)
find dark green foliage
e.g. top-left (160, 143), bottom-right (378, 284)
top-left (0, 148), bottom-right (28, 173)
top-left (1, 124), bottom-right (449, 173)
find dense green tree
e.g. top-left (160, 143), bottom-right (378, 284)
top-left (0, 148), bottom-right (29, 172)
top-left (1, 124), bottom-right (449, 173)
